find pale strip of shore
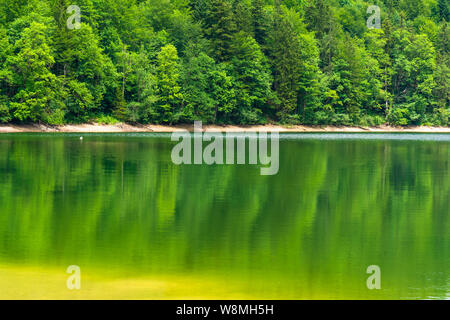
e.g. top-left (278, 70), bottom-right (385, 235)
top-left (1, 123), bottom-right (450, 133)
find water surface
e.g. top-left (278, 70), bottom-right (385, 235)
top-left (0, 133), bottom-right (448, 299)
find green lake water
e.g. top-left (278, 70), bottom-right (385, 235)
top-left (0, 133), bottom-right (448, 299)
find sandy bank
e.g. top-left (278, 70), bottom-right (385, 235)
top-left (1, 123), bottom-right (450, 133)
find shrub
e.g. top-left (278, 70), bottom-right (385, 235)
top-left (0, 100), bottom-right (11, 123)
top-left (42, 109), bottom-right (65, 125)
top-left (387, 106), bottom-right (410, 126)
top-left (96, 114), bottom-right (120, 125)
top-left (359, 115), bottom-right (386, 127)
top-left (330, 113), bottom-right (351, 126)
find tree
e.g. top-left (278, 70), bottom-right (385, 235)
top-left (389, 29), bottom-right (437, 125)
top-left (229, 32), bottom-right (273, 124)
top-left (232, 0), bottom-right (253, 35)
top-left (436, 0), bottom-right (449, 22)
top-left (7, 22), bottom-right (59, 122)
top-left (0, 0), bottom-right (447, 127)
top-left (364, 28), bottom-right (393, 117)
top-left (121, 49), bottom-right (158, 123)
top-left (266, 5), bottom-right (302, 122)
top-left (154, 44), bottom-right (183, 123)
top-left (432, 53), bottom-right (449, 125)
top-left (181, 51), bottom-right (234, 123)
top-left (251, 0), bottom-right (268, 46)
top-left (205, 0), bottom-right (237, 62)
top-left (0, 27), bottom-right (12, 122)
top-left (0, 0), bottom-right (30, 25)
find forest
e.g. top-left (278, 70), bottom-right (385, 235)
top-left (0, 0), bottom-right (448, 126)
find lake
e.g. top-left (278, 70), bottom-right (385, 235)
top-left (0, 133), bottom-right (448, 299)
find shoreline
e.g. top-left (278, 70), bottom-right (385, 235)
top-left (1, 123), bottom-right (450, 133)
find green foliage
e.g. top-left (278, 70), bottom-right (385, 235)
top-left (154, 44), bottom-right (183, 123)
top-left (205, 0), bottom-right (237, 62)
top-left (267, 5), bottom-right (303, 122)
top-left (251, 0), bottom-right (268, 46)
top-left (229, 32), bottom-right (272, 124)
top-left (0, 98), bottom-right (10, 123)
top-left (95, 113), bottom-right (120, 124)
top-left (181, 51), bottom-right (234, 123)
top-left (7, 21), bottom-right (58, 122)
top-left (0, 0), bottom-right (447, 126)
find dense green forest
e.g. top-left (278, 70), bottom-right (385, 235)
top-left (0, 0), bottom-right (448, 126)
